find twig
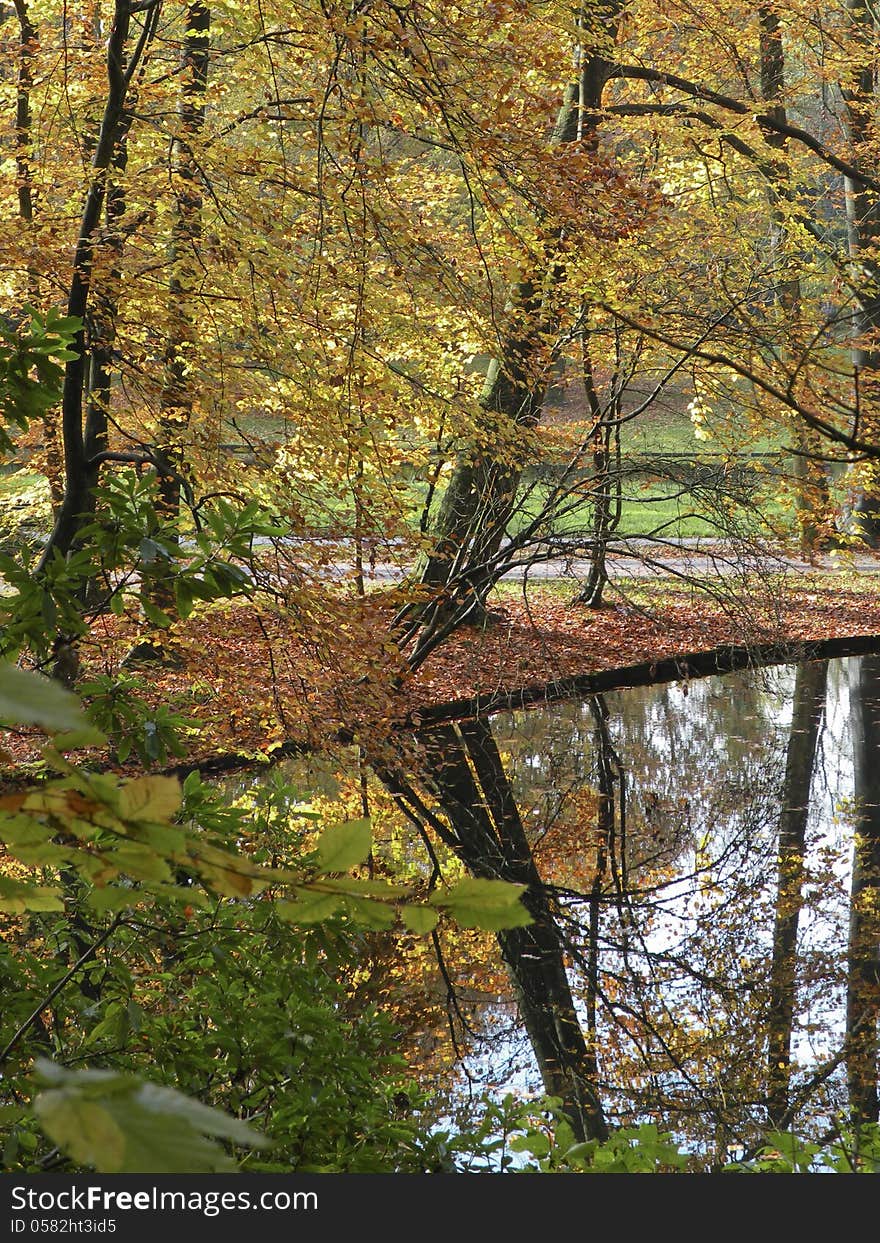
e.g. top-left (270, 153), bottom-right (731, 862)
top-left (0, 917), bottom-right (123, 1065)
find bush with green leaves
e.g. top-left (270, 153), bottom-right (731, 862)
top-left (0, 662), bottom-right (532, 1172)
top-left (2, 898), bottom-right (438, 1173)
top-left (0, 308), bottom-right (80, 455)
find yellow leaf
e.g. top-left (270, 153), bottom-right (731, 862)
top-left (117, 777), bottom-right (181, 824)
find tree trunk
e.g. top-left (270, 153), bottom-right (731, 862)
top-left (408, 719), bottom-right (609, 1143)
top-left (572, 325), bottom-right (623, 607)
top-left (840, 0), bottom-right (880, 546)
top-left (758, 2), bottom-right (831, 555)
top-left (846, 655), bottom-right (880, 1127)
top-left (413, 8), bottom-right (622, 636)
top-left (12, 0), bottom-right (64, 512)
top-left (36, 1), bottom-right (156, 574)
top-left (156, 3), bottom-right (210, 528)
top-left (766, 659), bottom-right (828, 1129)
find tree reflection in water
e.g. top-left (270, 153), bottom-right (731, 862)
top-left (381, 656), bottom-right (879, 1162)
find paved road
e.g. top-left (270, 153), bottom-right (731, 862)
top-left (315, 538), bottom-right (880, 586)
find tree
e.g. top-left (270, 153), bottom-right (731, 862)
top-left (7, 0), bottom-right (880, 1174)
top-left (766, 659), bottom-right (828, 1128)
top-left (35, 1), bottom-right (160, 571)
top-left (156, 3), bottom-right (209, 529)
top-left (847, 654), bottom-right (880, 1125)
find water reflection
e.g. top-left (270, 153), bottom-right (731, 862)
top-left (380, 656), bottom-right (878, 1160)
top-left (239, 655), bottom-right (878, 1162)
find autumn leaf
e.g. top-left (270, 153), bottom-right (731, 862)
top-left (315, 818), bottom-right (372, 873)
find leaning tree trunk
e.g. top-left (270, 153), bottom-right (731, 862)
top-left (398, 719), bottom-right (609, 1143)
top-left (36, 1), bottom-right (157, 574)
top-left (416, 86), bottom-right (580, 603)
top-left (414, 5), bottom-right (622, 636)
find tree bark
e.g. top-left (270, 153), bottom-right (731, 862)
top-left (36, 0), bottom-right (158, 573)
top-left (766, 659), bottom-right (828, 1129)
top-left (412, 719), bottom-right (609, 1143)
top-left (156, 2), bottom-right (210, 527)
top-left (840, 0), bottom-right (880, 545)
top-left (757, 2), bottom-right (831, 555)
top-left (12, 0), bottom-right (64, 511)
top-left (846, 654), bottom-right (880, 1127)
top-left (412, 6), bottom-right (622, 638)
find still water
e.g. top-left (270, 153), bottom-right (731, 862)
top-left (261, 655), bottom-right (880, 1162)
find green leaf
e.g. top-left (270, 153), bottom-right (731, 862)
top-left (315, 817), bottom-right (371, 873)
top-left (276, 892), bottom-right (343, 924)
top-left (85, 1006), bottom-right (129, 1048)
top-left (174, 579), bottom-right (195, 619)
top-left (401, 905), bottom-right (440, 934)
top-left (140, 601), bottom-right (173, 628)
top-left (55, 727), bottom-right (109, 754)
top-left (117, 776), bottom-right (181, 824)
top-left (0, 873), bottom-right (65, 914)
top-left (138, 538), bottom-right (173, 566)
top-left (510, 1131), bottom-right (551, 1157)
top-left (431, 878), bottom-right (531, 930)
top-left (0, 662), bottom-right (101, 741)
top-left (339, 895), bottom-right (397, 929)
top-left (85, 886), bottom-right (139, 914)
top-left (138, 823), bottom-right (187, 855)
top-left (111, 843), bottom-right (172, 883)
top-left (320, 876), bottom-right (409, 898)
top-left (33, 1060), bottom-right (269, 1173)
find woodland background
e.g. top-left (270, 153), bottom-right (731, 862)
top-left (3, 0), bottom-right (880, 1173)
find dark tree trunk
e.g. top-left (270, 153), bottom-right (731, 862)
top-left (36, 1), bottom-right (158, 574)
top-left (766, 660), bottom-right (828, 1129)
top-left (846, 655), bottom-right (880, 1126)
top-left (397, 719), bottom-right (609, 1143)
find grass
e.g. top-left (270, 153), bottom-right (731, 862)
top-left (0, 402), bottom-right (801, 553)
top-left (0, 470), bottom-right (49, 501)
top-left (214, 397), bottom-right (800, 544)
top-left (279, 459), bottom-right (797, 545)
top-left (488, 405), bottom-right (796, 542)
top-left (623, 405), bottom-right (784, 458)
top-left (509, 469), bottom-right (796, 542)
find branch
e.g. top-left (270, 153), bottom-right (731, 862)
top-left (85, 449), bottom-right (197, 509)
top-left (609, 63), bottom-right (880, 193)
top-left (0, 918), bottom-right (123, 1065)
top-left (598, 300), bottom-right (880, 459)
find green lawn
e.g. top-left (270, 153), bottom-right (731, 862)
top-left (0, 410), bottom-right (800, 553)
top-left (0, 470), bottom-right (49, 501)
top-left (509, 467), bottom-right (795, 543)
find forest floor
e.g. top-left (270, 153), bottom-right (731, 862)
top-left (4, 549), bottom-right (879, 776)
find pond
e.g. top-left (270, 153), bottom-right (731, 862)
top-left (239, 654), bottom-right (880, 1166)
